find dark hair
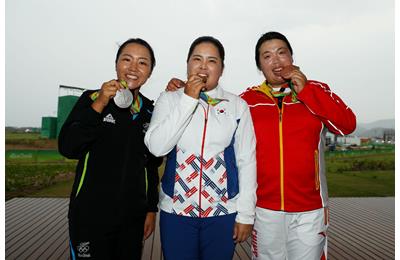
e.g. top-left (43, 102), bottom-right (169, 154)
top-left (186, 36), bottom-right (225, 68)
top-left (255, 31), bottom-right (293, 70)
top-left (115, 38), bottom-right (156, 73)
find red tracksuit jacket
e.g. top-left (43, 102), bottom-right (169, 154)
top-left (241, 80), bottom-right (356, 212)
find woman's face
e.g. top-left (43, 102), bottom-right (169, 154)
top-left (116, 43), bottom-right (152, 90)
top-left (187, 42), bottom-right (223, 91)
top-left (258, 39), bottom-right (293, 86)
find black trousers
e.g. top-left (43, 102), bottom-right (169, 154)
top-left (69, 215), bottom-right (146, 260)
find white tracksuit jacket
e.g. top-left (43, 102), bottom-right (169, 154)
top-left (145, 86), bottom-right (257, 224)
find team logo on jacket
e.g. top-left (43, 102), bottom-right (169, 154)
top-left (77, 241), bottom-right (91, 258)
top-left (103, 113), bottom-right (116, 124)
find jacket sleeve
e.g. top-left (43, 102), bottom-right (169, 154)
top-left (234, 98), bottom-right (257, 225)
top-left (144, 91), bottom-right (198, 156)
top-left (297, 80), bottom-right (357, 135)
top-left (58, 91), bottom-right (103, 159)
top-left (145, 148), bottom-right (163, 212)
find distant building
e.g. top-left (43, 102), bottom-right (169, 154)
top-left (337, 135), bottom-right (361, 146)
top-left (325, 132), bottom-right (361, 146)
top-left (383, 129), bottom-right (395, 143)
top-left (360, 137), bottom-right (371, 145)
top-left (40, 85), bottom-right (85, 139)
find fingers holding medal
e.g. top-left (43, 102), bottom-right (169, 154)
top-left (184, 74), bottom-right (207, 99)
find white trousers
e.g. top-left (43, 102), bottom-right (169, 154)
top-left (252, 207), bottom-right (328, 260)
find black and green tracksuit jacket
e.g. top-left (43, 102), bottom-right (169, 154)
top-left (58, 90), bottom-right (162, 230)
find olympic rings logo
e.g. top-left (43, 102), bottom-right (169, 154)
top-left (77, 242), bottom-right (90, 253)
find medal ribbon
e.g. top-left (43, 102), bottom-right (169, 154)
top-left (130, 95), bottom-right (142, 120)
top-left (255, 81), bottom-right (298, 102)
top-left (199, 92), bottom-right (227, 106)
top-left (90, 81), bottom-right (142, 120)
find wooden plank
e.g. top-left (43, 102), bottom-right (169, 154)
top-left (11, 213), bottom-right (65, 259)
top-left (330, 199), bottom-right (395, 247)
top-left (240, 238), bottom-right (252, 257)
top-left (327, 197), bottom-right (395, 260)
top-left (330, 199), bottom-right (394, 230)
top-left (6, 199), bottom-right (67, 256)
top-left (232, 251), bottom-right (242, 260)
top-left (6, 199), bottom-right (68, 259)
top-left (328, 238), bottom-right (359, 260)
top-left (328, 228), bottom-right (386, 259)
top-left (235, 241), bottom-right (251, 260)
top-left (4, 197), bottom-right (395, 260)
top-left (328, 198), bottom-right (394, 259)
top-left (5, 198), bottom-right (56, 235)
top-left (56, 242), bottom-right (71, 260)
top-left (27, 216), bottom-right (68, 259)
top-left (5, 197), bottom-right (32, 214)
top-left (142, 231), bottom-right (155, 259)
top-left (331, 199), bottom-right (394, 227)
top-left (39, 226), bottom-right (69, 260)
top-left (150, 215), bottom-right (163, 260)
top-left (330, 214), bottom-right (395, 252)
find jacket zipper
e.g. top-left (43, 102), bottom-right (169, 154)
top-left (278, 103), bottom-right (285, 211)
top-left (199, 104), bottom-right (210, 217)
top-left (267, 94), bottom-right (285, 211)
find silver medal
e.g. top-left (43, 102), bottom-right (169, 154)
top-left (114, 88), bottom-right (133, 108)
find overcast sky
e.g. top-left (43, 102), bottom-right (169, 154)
top-left (5, 0), bottom-right (394, 127)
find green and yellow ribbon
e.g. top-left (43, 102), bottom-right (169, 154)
top-left (255, 81), bottom-right (298, 102)
top-left (90, 80), bottom-right (142, 120)
top-left (199, 92), bottom-right (228, 106)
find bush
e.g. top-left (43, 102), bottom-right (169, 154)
top-left (326, 153), bottom-right (394, 173)
top-left (5, 163), bottom-right (76, 196)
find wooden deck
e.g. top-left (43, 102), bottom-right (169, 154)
top-left (5, 197), bottom-right (394, 260)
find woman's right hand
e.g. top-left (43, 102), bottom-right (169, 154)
top-left (91, 80), bottom-right (123, 113)
top-left (166, 78), bottom-right (185, 92)
top-left (184, 75), bottom-right (206, 99)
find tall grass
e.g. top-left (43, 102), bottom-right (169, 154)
top-left (5, 162), bottom-right (76, 200)
top-left (326, 152), bottom-right (394, 173)
top-left (325, 152), bottom-right (394, 197)
top-left (5, 131), bottom-right (394, 199)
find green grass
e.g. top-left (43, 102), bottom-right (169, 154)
top-left (5, 131), bottom-right (57, 148)
top-left (326, 152), bottom-right (394, 173)
top-left (5, 162), bottom-right (76, 200)
top-left (5, 132), bottom-right (41, 140)
top-left (33, 160), bottom-right (166, 198)
top-left (325, 151), bottom-right (394, 197)
top-left (32, 178), bottom-right (74, 198)
top-left (5, 147), bottom-right (394, 199)
top-left (327, 170), bottom-right (394, 197)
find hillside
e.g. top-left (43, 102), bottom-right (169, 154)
top-left (354, 119), bottom-right (395, 137)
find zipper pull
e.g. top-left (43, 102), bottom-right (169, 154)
top-left (279, 112), bottom-right (282, 122)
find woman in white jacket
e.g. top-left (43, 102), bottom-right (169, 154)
top-left (145, 36), bottom-right (257, 260)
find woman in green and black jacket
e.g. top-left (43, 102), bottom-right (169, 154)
top-left (58, 38), bottom-right (162, 260)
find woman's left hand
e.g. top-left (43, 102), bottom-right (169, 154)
top-left (143, 212), bottom-right (156, 241)
top-left (280, 65), bottom-right (307, 93)
top-left (233, 222), bottom-right (253, 243)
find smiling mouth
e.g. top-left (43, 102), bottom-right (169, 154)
top-left (126, 74), bottom-right (138, 80)
top-left (272, 67), bottom-right (283, 76)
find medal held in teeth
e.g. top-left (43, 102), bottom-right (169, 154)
top-left (199, 74), bottom-right (207, 91)
top-left (114, 80), bottom-right (133, 108)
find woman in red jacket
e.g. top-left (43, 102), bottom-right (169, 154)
top-left (240, 31), bottom-right (356, 260)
